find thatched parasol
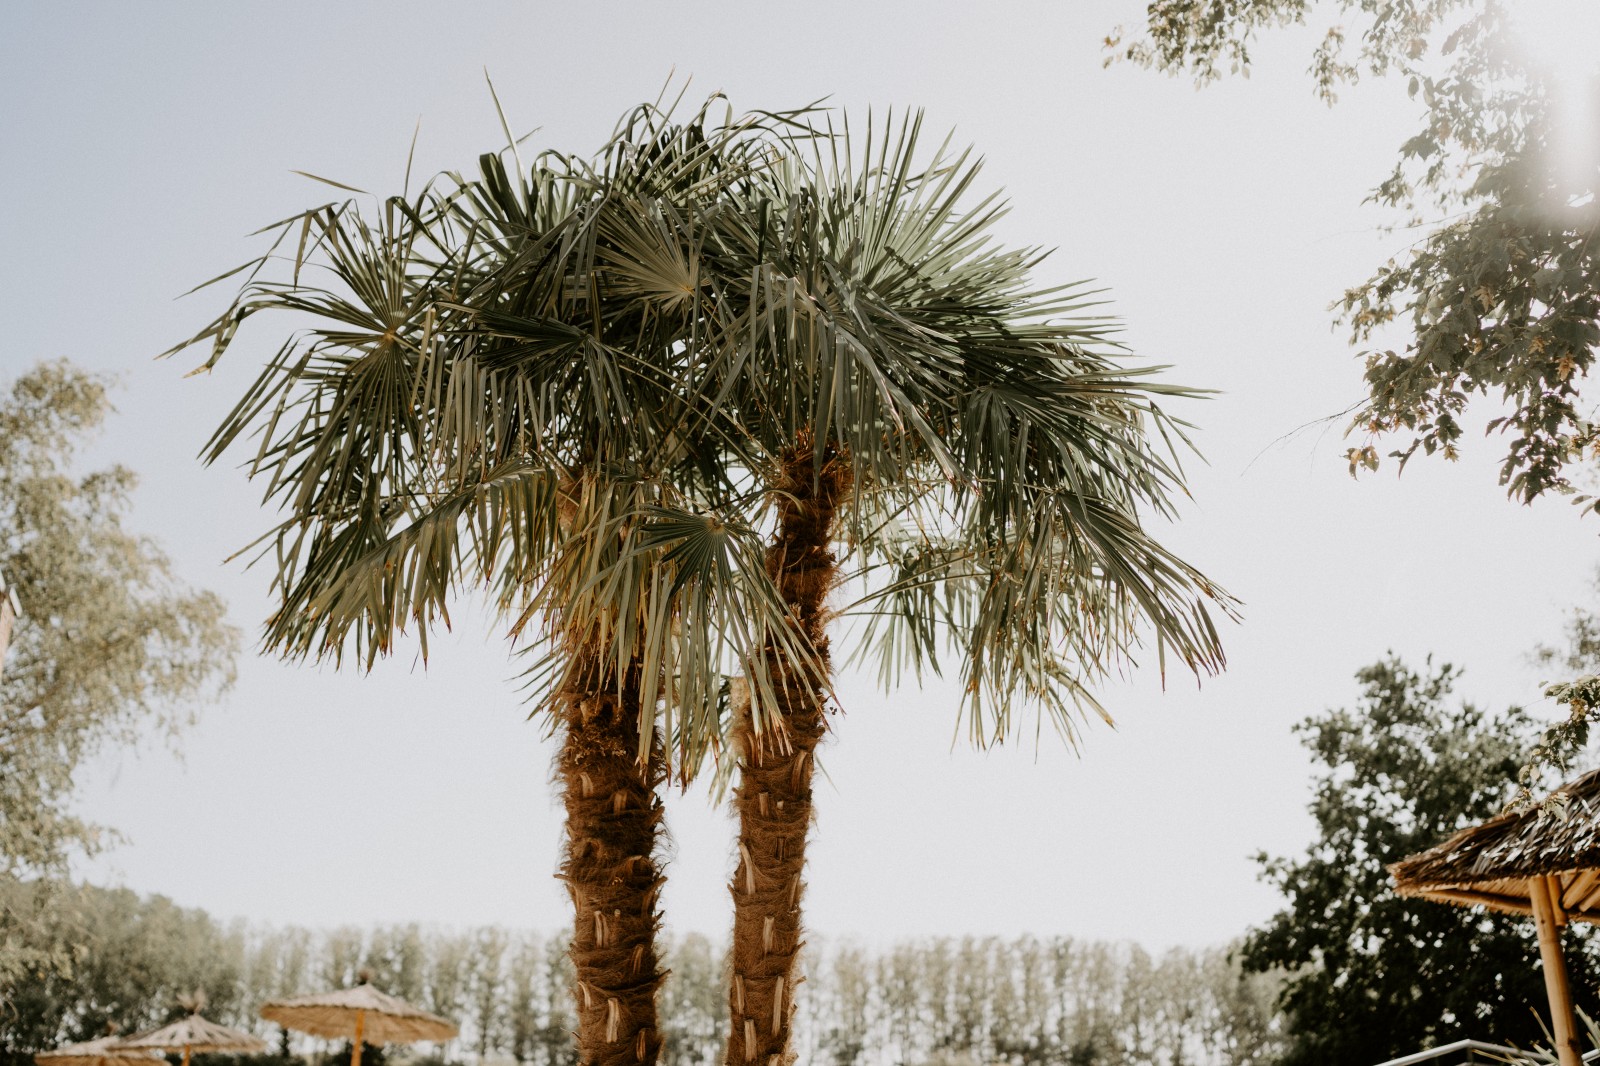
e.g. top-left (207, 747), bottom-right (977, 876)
top-left (1390, 767), bottom-right (1600, 1066)
top-left (259, 980), bottom-right (457, 1066)
top-left (34, 1037), bottom-right (165, 1066)
top-left (115, 1014), bottom-right (267, 1066)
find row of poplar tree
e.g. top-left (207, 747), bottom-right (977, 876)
top-left (0, 883), bottom-right (1283, 1066)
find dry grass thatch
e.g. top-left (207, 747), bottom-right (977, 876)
top-left (35, 1037), bottom-right (165, 1066)
top-left (1390, 768), bottom-right (1600, 921)
top-left (115, 1015), bottom-right (267, 1054)
top-left (259, 984), bottom-right (458, 1044)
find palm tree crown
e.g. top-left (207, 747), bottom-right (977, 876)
top-left (172, 94), bottom-right (1233, 1066)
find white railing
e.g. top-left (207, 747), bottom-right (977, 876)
top-left (1373, 1038), bottom-right (1600, 1066)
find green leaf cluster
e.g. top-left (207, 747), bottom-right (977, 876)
top-left (1240, 656), bottom-right (1594, 1066)
top-left (1110, 1), bottom-right (1600, 509)
top-left (0, 361), bottom-right (240, 984)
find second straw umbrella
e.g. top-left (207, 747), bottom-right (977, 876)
top-left (115, 1014), bottom-right (266, 1066)
top-left (260, 979), bottom-right (458, 1066)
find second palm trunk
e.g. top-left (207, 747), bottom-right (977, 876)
top-left (559, 648), bottom-right (667, 1066)
top-left (724, 441), bottom-right (850, 1066)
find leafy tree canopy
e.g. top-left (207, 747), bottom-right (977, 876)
top-left (1110, 1), bottom-right (1600, 510)
top-left (0, 361), bottom-right (239, 981)
top-left (1241, 656), bottom-right (1595, 1066)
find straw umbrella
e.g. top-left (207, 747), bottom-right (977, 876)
top-left (259, 980), bottom-right (458, 1066)
top-left (34, 1038), bottom-right (164, 1066)
top-left (115, 1015), bottom-right (267, 1066)
top-left (1390, 767), bottom-right (1600, 1066)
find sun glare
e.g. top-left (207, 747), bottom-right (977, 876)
top-left (1507, 0), bottom-right (1600, 197)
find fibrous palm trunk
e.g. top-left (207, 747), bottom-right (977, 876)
top-left (724, 439), bottom-right (850, 1066)
top-left (558, 647), bottom-right (667, 1066)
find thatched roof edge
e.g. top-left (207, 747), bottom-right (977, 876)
top-left (1389, 768), bottom-right (1600, 890)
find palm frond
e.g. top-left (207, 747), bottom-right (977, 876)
top-left (177, 90), bottom-right (1233, 779)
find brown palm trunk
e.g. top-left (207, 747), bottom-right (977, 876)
top-left (724, 439), bottom-right (851, 1066)
top-left (558, 646), bottom-right (667, 1066)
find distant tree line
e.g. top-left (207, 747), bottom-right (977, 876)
top-left (791, 937), bottom-right (1283, 1066)
top-left (0, 883), bottom-right (1283, 1066)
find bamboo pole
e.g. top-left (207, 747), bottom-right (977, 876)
top-left (1529, 874), bottom-right (1583, 1066)
top-left (350, 1011), bottom-right (365, 1066)
top-left (181, 1048), bottom-right (190, 1066)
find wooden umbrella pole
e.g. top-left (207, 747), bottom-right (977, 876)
top-left (181, 1048), bottom-right (191, 1066)
top-left (1530, 874), bottom-right (1583, 1066)
top-left (350, 1011), bottom-right (365, 1066)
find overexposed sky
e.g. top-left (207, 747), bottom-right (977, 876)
top-left (4, 0), bottom-right (1595, 949)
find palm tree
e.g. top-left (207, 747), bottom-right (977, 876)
top-left (170, 96), bottom-right (815, 1066)
top-left (177, 95), bottom-right (1232, 1066)
top-left (590, 114), bottom-right (1235, 1066)
top-left (435, 111), bottom-right (1233, 1065)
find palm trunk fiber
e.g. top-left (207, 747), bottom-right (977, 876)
top-left (724, 440), bottom-right (851, 1066)
top-left (558, 648), bottom-right (667, 1066)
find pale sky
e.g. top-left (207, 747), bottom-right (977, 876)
top-left (4, 0), bottom-right (1596, 950)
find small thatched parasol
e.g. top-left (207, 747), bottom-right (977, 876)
top-left (1390, 767), bottom-right (1600, 1066)
top-left (115, 1014), bottom-right (267, 1066)
top-left (34, 1038), bottom-right (165, 1066)
top-left (259, 979), bottom-right (457, 1066)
